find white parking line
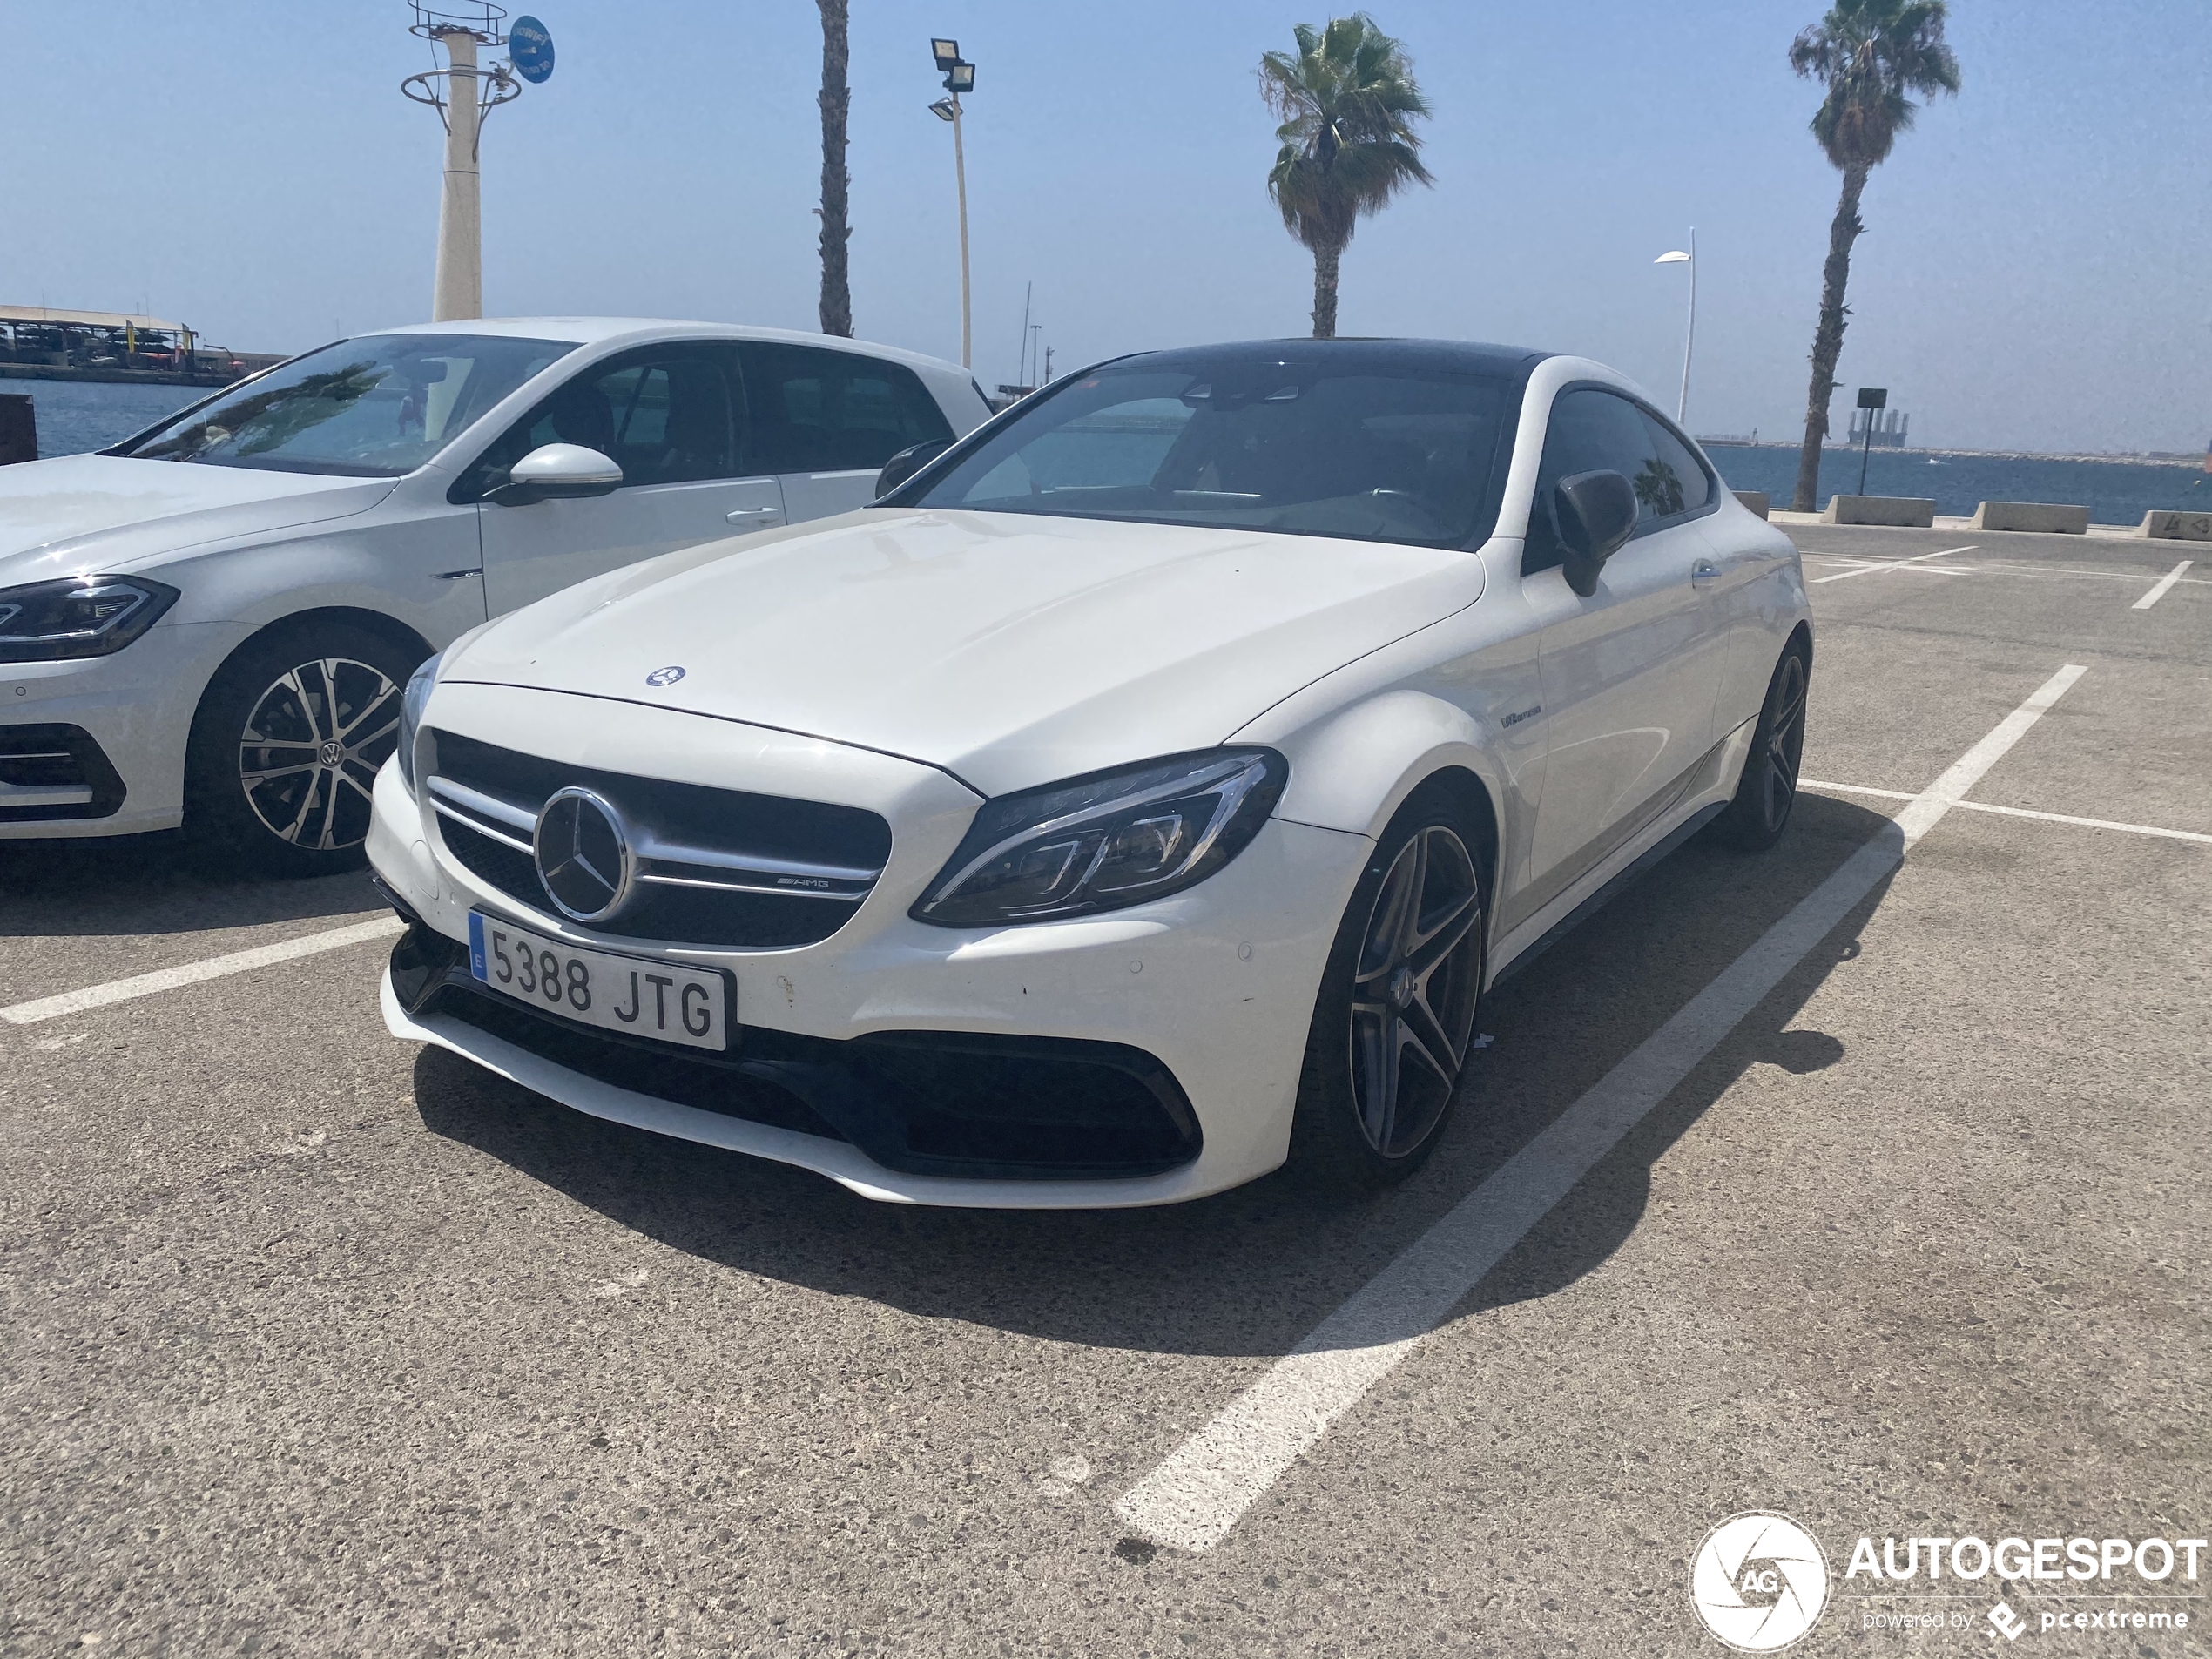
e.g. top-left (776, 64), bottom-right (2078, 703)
top-left (1112, 664), bottom-right (2087, 1554)
top-left (2133, 559), bottom-right (2194, 610)
top-left (0, 915), bottom-right (404, 1027)
top-left (1804, 779), bottom-right (2212, 846)
top-left (1808, 544), bottom-right (1976, 584)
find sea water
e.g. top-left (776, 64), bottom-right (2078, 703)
top-left (14, 380), bottom-right (2211, 528)
top-left (1705, 443), bottom-right (2206, 526)
top-left (21, 379), bottom-right (205, 459)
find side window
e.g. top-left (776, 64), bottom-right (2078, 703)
top-left (1635, 409), bottom-right (1712, 521)
top-left (1523, 388), bottom-right (1654, 574)
top-left (457, 343), bottom-right (740, 499)
top-left (739, 343), bottom-right (955, 475)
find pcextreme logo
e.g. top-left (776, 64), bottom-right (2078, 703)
top-left (1689, 1513), bottom-right (1831, 1651)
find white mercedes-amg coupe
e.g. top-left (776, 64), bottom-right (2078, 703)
top-left (370, 339), bottom-right (1811, 1207)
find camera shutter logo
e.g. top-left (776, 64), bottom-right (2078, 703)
top-left (1689, 1513), bottom-right (1831, 1651)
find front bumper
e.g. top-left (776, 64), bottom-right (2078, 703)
top-left (0, 620), bottom-right (247, 838)
top-left (368, 683), bottom-right (1371, 1208)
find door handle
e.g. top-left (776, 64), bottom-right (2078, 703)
top-left (726, 507), bottom-right (783, 523)
top-left (1690, 559), bottom-right (1719, 586)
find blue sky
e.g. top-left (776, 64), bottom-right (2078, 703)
top-left (2, 1), bottom-right (2204, 454)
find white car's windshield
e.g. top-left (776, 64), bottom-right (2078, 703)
top-left (117, 333), bottom-right (579, 477)
top-left (901, 343), bottom-right (1529, 549)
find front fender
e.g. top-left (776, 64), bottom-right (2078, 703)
top-left (1258, 688), bottom-right (1509, 844)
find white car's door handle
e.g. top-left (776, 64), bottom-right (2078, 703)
top-left (726, 507), bottom-right (783, 523)
top-left (1690, 559), bottom-right (1719, 586)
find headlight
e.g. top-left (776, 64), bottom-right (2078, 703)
top-left (0, 576), bottom-right (179, 662)
top-left (912, 748), bottom-right (1287, 927)
top-left (396, 649), bottom-right (443, 793)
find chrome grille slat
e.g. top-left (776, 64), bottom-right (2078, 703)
top-left (424, 730), bottom-right (893, 951)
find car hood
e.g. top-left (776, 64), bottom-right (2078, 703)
top-left (447, 507), bottom-right (1486, 796)
top-left (0, 453), bottom-right (395, 582)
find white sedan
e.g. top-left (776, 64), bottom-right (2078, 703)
top-left (0, 319), bottom-right (988, 869)
top-left (370, 340), bottom-right (1811, 1205)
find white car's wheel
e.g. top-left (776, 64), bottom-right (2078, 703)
top-left (1291, 792), bottom-right (1489, 1190)
top-left (1714, 638), bottom-right (1810, 852)
top-left (185, 623), bottom-right (420, 875)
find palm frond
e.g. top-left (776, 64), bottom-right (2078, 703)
top-left (1792, 0), bottom-right (1959, 170)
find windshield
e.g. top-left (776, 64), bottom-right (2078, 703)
top-left (118, 333), bottom-right (579, 477)
top-left (901, 348), bottom-right (1525, 548)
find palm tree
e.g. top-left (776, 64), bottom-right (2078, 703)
top-left (1787, 0), bottom-right (1959, 511)
top-left (1259, 14), bottom-right (1433, 340)
top-left (815, 0), bottom-right (853, 338)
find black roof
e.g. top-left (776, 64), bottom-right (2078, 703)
top-left (1114, 337), bottom-right (1550, 380)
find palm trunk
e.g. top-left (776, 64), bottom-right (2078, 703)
top-left (1311, 240), bottom-right (1342, 339)
top-left (815, 0), bottom-right (853, 338)
top-left (1791, 162), bottom-right (1868, 513)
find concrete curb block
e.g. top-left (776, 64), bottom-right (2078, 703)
top-left (1823, 496), bottom-right (1936, 528)
top-left (1732, 490), bottom-right (1770, 519)
top-left (2141, 509), bottom-right (2212, 542)
top-left (1972, 501), bottom-right (2091, 534)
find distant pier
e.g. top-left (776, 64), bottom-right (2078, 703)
top-left (0, 306), bottom-right (284, 388)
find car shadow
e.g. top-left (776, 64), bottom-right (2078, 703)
top-left (411, 792), bottom-right (1898, 1361)
top-left (0, 831), bottom-right (383, 939)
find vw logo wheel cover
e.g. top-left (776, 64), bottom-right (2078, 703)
top-left (534, 787), bottom-right (637, 922)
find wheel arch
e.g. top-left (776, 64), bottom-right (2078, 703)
top-left (1266, 688), bottom-right (1511, 927)
top-left (192, 606), bottom-right (435, 715)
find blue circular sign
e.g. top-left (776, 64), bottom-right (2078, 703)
top-left (509, 15), bottom-right (555, 84)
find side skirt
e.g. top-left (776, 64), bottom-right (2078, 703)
top-left (1487, 799), bottom-right (1727, 990)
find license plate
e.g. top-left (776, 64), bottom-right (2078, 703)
top-left (468, 911), bottom-right (732, 1053)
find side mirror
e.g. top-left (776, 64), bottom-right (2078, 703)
top-left (873, 439), bottom-right (952, 500)
top-left (486, 442), bottom-right (623, 507)
top-left (1554, 469), bottom-right (1638, 597)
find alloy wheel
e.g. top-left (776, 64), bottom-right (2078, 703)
top-left (237, 657), bottom-right (402, 852)
top-left (1759, 654), bottom-right (1807, 834)
top-left (1347, 824), bottom-right (1485, 1158)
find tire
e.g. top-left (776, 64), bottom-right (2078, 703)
top-left (184, 621), bottom-right (422, 876)
top-left (1713, 637), bottom-right (1810, 853)
top-left (1288, 795), bottom-right (1490, 1192)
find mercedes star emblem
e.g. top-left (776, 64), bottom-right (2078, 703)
top-left (645, 665), bottom-right (685, 687)
top-left (533, 786), bottom-right (636, 922)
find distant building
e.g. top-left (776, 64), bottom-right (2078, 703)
top-left (1846, 407), bottom-right (1911, 448)
top-left (0, 306), bottom-right (282, 385)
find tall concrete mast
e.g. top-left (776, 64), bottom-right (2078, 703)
top-left (403, 7), bottom-right (522, 322)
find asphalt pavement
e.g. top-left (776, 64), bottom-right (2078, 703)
top-left (2, 523), bottom-right (2205, 1657)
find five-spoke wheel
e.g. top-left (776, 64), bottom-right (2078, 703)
top-left (1716, 638), bottom-right (1811, 851)
top-left (1292, 795), bottom-right (1491, 1190)
top-left (1348, 824), bottom-right (1485, 1159)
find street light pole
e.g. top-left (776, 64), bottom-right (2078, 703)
top-left (402, 5), bottom-right (525, 323)
top-left (431, 26), bottom-right (483, 322)
top-left (950, 92), bottom-right (970, 368)
top-left (1653, 231), bottom-right (1696, 425)
top-left (929, 40), bottom-right (976, 369)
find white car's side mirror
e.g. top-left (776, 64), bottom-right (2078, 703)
top-left (488, 442), bottom-right (623, 507)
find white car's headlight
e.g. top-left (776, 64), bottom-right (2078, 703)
top-left (395, 649), bottom-right (443, 794)
top-left (0, 576), bottom-right (179, 662)
top-left (912, 749), bottom-right (1287, 927)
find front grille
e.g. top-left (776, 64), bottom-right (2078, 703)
top-left (425, 729), bottom-right (892, 951)
top-left (0, 724), bottom-right (125, 821)
top-left (391, 927), bottom-right (1203, 1181)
